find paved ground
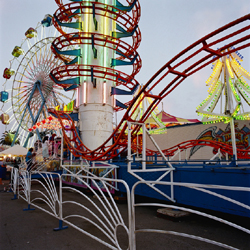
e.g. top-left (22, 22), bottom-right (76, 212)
top-left (1, 179), bottom-right (250, 250)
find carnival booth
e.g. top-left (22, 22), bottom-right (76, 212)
top-left (0, 145), bottom-right (27, 164)
top-left (0, 145), bottom-right (27, 181)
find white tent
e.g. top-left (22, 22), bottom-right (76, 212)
top-left (0, 145), bottom-right (28, 156)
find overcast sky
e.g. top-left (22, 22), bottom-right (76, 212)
top-left (0, 0), bottom-right (249, 136)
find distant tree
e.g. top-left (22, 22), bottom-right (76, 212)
top-left (0, 131), bottom-right (20, 145)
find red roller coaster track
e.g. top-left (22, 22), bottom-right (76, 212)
top-left (49, 5), bottom-right (250, 161)
top-left (136, 140), bottom-right (250, 160)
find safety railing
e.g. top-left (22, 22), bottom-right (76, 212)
top-left (142, 156), bottom-right (250, 168)
top-left (61, 160), bottom-right (119, 193)
top-left (15, 170), bottom-right (132, 249)
top-left (9, 168), bottom-right (250, 249)
top-left (61, 174), bottom-right (131, 249)
top-left (131, 180), bottom-right (250, 250)
top-left (9, 167), bottom-right (19, 198)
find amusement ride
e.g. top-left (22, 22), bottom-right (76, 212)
top-left (1, 1), bottom-right (250, 250)
top-left (1, 14), bottom-right (76, 147)
top-left (197, 48), bottom-right (250, 160)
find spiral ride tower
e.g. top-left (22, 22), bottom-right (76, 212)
top-left (50, 0), bottom-right (141, 150)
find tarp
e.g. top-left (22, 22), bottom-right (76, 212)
top-left (157, 111), bottom-right (200, 124)
top-left (0, 145), bottom-right (28, 156)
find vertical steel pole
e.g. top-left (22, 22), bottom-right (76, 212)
top-left (142, 123), bottom-right (146, 170)
top-left (230, 117), bottom-right (238, 162)
top-left (70, 130), bottom-right (73, 165)
top-left (128, 122), bottom-right (132, 172)
top-left (61, 133), bottom-right (64, 167)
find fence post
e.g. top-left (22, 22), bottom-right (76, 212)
top-left (54, 174), bottom-right (68, 231)
top-left (23, 172), bottom-right (35, 211)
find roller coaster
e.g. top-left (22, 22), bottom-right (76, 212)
top-left (49, 0), bottom-right (250, 161)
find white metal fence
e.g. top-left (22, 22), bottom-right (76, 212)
top-left (131, 180), bottom-right (250, 250)
top-left (11, 169), bottom-right (250, 250)
top-left (17, 170), bottom-right (131, 250)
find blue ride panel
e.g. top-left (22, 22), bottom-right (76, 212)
top-left (173, 166), bottom-right (250, 218)
top-left (117, 162), bottom-right (250, 218)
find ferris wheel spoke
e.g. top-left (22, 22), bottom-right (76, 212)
top-left (47, 54), bottom-right (61, 69)
top-left (10, 121), bottom-right (19, 132)
top-left (13, 94), bottom-right (33, 113)
top-left (16, 73), bottom-right (33, 83)
top-left (26, 39), bottom-right (33, 50)
top-left (45, 52), bottom-right (56, 68)
top-left (23, 62), bottom-right (34, 75)
top-left (12, 104), bottom-right (27, 118)
top-left (15, 71), bottom-right (34, 81)
top-left (38, 47), bottom-right (43, 64)
top-left (15, 86), bottom-right (33, 98)
top-left (22, 53), bottom-right (35, 63)
top-left (54, 90), bottom-right (75, 101)
top-left (18, 58), bottom-right (35, 74)
top-left (12, 97), bottom-right (29, 110)
top-left (15, 80), bottom-right (34, 85)
top-left (14, 58), bottom-right (24, 68)
top-left (8, 116), bottom-right (15, 125)
top-left (17, 61), bottom-right (30, 70)
top-left (41, 44), bottom-right (49, 63)
top-left (13, 86), bottom-right (31, 95)
top-left (5, 105), bottom-right (14, 114)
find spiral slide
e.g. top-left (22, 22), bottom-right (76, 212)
top-left (49, 1), bottom-right (250, 161)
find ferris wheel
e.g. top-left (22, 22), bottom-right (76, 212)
top-left (1, 14), bottom-right (76, 147)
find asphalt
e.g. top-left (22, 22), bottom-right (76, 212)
top-left (1, 179), bottom-right (250, 250)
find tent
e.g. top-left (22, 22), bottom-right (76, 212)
top-left (145, 110), bottom-right (200, 128)
top-left (130, 84), bottom-right (200, 128)
top-left (0, 145), bottom-right (28, 156)
top-left (157, 111), bottom-right (200, 124)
